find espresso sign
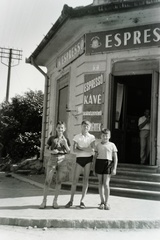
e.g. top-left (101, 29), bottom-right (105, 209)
top-left (83, 73), bottom-right (104, 138)
top-left (86, 23), bottom-right (160, 54)
top-left (57, 36), bottom-right (85, 69)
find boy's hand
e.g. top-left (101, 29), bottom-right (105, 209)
top-left (112, 168), bottom-right (116, 175)
top-left (52, 149), bottom-right (59, 154)
top-left (61, 137), bottom-right (68, 147)
top-left (76, 144), bottom-right (83, 150)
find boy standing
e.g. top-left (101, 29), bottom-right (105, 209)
top-left (39, 121), bottom-right (70, 209)
top-left (65, 120), bottom-right (95, 209)
top-left (93, 129), bottom-right (118, 210)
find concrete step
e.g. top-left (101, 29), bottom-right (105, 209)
top-left (111, 178), bottom-right (160, 192)
top-left (61, 163), bottom-right (160, 200)
top-left (78, 176), bottom-right (160, 192)
top-left (61, 182), bottom-right (160, 201)
top-left (115, 171), bottom-right (160, 182)
top-left (117, 163), bottom-right (158, 173)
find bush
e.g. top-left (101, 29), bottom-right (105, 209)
top-left (0, 90), bottom-right (43, 162)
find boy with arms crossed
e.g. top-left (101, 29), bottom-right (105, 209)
top-left (65, 120), bottom-right (95, 209)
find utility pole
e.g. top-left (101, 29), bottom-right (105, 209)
top-left (0, 47), bottom-right (22, 102)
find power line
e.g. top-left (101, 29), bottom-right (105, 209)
top-left (0, 47), bottom-right (22, 102)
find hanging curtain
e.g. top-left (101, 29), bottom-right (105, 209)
top-left (115, 83), bottom-right (124, 128)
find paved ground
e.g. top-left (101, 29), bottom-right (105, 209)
top-left (0, 226), bottom-right (160, 240)
top-left (0, 172), bottom-right (160, 229)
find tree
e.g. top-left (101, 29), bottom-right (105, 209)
top-left (0, 90), bottom-right (43, 162)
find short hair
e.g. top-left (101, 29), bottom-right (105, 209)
top-left (81, 120), bottom-right (91, 125)
top-left (56, 121), bottom-right (66, 127)
top-left (101, 128), bottom-right (111, 135)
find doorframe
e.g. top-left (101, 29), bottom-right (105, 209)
top-left (109, 65), bottom-right (159, 166)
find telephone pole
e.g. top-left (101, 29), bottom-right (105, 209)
top-left (0, 47), bottom-right (22, 102)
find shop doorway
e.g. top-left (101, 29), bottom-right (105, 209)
top-left (111, 74), bottom-right (152, 164)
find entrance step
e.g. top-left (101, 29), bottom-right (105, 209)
top-left (117, 163), bottom-right (158, 173)
top-left (61, 182), bottom-right (160, 201)
top-left (61, 164), bottom-right (160, 201)
top-left (116, 171), bottom-right (160, 182)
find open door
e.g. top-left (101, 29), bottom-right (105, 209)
top-left (110, 74), bottom-right (152, 164)
top-left (109, 74), bottom-right (126, 163)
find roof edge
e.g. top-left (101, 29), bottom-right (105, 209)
top-left (27, 0), bottom-right (160, 62)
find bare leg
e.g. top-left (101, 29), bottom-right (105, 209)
top-left (97, 174), bottom-right (104, 204)
top-left (70, 163), bottom-right (82, 203)
top-left (52, 169), bottom-right (64, 209)
top-left (103, 174), bottom-right (111, 209)
top-left (39, 166), bottom-right (55, 209)
top-left (65, 163), bottom-right (82, 208)
top-left (80, 162), bottom-right (91, 203)
top-left (52, 183), bottom-right (61, 209)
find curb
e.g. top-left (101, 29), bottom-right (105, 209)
top-left (0, 217), bottom-right (160, 229)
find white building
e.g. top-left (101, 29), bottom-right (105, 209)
top-left (26, 0), bottom-right (160, 170)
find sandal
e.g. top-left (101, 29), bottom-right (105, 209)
top-left (104, 204), bottom-right (110, 210)
top-left (98, 203), bottom-right (104, 210)
top-left (65, 201), bottom-right (73, 208)
top-left (80, 202), bottom-right (85, 209)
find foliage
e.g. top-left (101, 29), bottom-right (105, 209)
top-left (0, 90), bottom-right (43, 162)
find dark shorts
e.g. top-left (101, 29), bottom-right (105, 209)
top-left (76, 156), bottom-right (93, 168)
top-left (95, 159), bottom-right (114, 175)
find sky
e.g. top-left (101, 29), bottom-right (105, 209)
top-left (0, 0), bottom-right (92, 103)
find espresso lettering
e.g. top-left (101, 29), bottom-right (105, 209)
top-left (114, 33), bottom-right (121, 47)
top-left (153, 28), bottom-right (160, 42)
top-left (124, 32), bottom-right (131, 45)
top-left (105, 34), bottom-right (112, 48)
top-left (84, 74), bottom-right (103, 92)
top-left (144, 29), bottom-right (151, 43)
top-left (133, 31), bottom-right (141, 44)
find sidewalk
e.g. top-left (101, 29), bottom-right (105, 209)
top-left (0, 172), bottom-right (160, 229)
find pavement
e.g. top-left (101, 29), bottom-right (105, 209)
top-left (0, 172), bottom-right (160, 229)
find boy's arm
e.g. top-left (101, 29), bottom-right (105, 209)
top-left (90, 141), bottom-right (96, 152)
top-left (77, 140), bottom-right (96, 152)
top-left (73, 141), bottom-right (83, 153)
top-left (112, 152), bottom-right (118, 175)
top-left (61, 137), bottom-right (70, 153)
top-left (92, 150), bottom-right (98, 174)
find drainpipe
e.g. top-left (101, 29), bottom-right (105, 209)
top-left (27, 57), bottom-right (49, 161)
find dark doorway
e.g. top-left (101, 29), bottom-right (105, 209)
top-left (111, 74), bottom-right (151, 164)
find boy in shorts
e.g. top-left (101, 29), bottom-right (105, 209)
top-left (39, 121), bottom-right (70, 209)
top-left (93, 128), bottom-right (118, 210)
top-left (65, 120), bottom-right (95, 209)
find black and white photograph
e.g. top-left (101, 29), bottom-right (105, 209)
top-left (0, 0), bottom-right (160, 239)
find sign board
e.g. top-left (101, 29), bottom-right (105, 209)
top-left (57, 36), bottom-right (85, 69)
top-left (86, 23), bottom-right (160, 54)
top-left (83, 73), bottom-right (104, 138)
